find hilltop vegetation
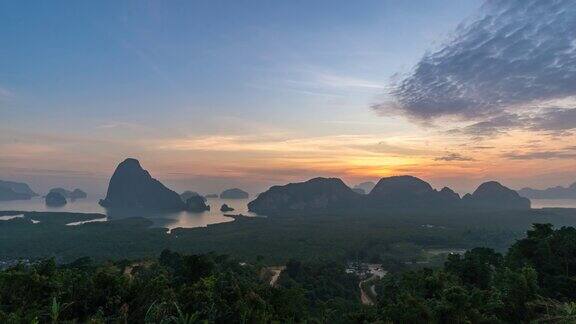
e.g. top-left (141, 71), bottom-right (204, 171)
top-left (2, 224), bottom-right (576, 322)
top-left (371, 223), bottom-right (576, 323)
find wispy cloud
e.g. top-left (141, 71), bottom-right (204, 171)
top-left (154, 134), bottom-right (433, 158)
top-left (95, 121), bottom-right (147, 130)
top-left (311, 72), bottom-right (385, 90)
top-left (435, 153), bottom-right (475, 162)
top-left (251, 67), bottom-right (385, 98)
top-left (0, 85), bottom-right (14, 103)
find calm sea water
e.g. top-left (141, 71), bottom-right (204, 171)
top-left (0, 196), bottom-right (256, 231)
top-left (1, 197), bottom-right (575, 230)
top-left (530, 199), bottom-right (576, 209)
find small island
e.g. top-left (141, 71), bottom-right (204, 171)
top-left (49, 188), bottom-right (87, 200)
top-left (219, 188), bottom-right (249, 199)
top-left (45, 191), bottom-right (67, 207)
top-left (186, 196), bottom-right (210, 212)
top-left (220, 204), bottom-right (234, 212)
top-left (0, 180), bottom-right (38, 201)
top-left (180, 191), bottom-right (206, 202)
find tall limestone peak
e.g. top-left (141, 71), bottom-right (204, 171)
top-left (99, 158), bottom-right (186, 211)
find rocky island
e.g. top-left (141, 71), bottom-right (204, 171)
top-left (49, 188), bottom-right (87, 199)
top-left (220, 188), bottom-right (249, 199)
top-left (0, 180), bottom-right (38, 201)
top-left (248, 177), bottom-right (361, 214)
top-left (220, 204), bottom-right (234, 212)
top-left (366, 176), bottom-right (461, 208)
top-left (248, 176), bottom-right (530, 215)
top-left (45, 191), bottom-right (67, 206)
top-left (180, 191), bottom-right (206, 202)
top-left (185, 195), bottom-right (210, 212)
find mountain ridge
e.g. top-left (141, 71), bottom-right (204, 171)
top-left (249, 175), bottom-right (530, 214)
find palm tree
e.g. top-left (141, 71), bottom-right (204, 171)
top-left (49, 297), bottom-right (72, 324)
top-left (532, 298), bottom-right (576, 323)
top-left (172, 303), bottom-right (200, 324)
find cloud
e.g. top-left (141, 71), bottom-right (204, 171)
top-left (449, 113), bottom-right (525, 137)
top-left (529, 108), bottom-right (576, 132)
top-left (373, 0), bottom-right (576, 121)
top-left (502, 145), bottom-right (576, 160)
top-left (0, 86), bottom-right (14, 103)
top-left (357, 141), bottom-right (429, 156)
top-left (435, 153), bottom-right (475, 162)
top-left (0, 87), bottom-right (12, 97)
top-left (251, 67), bottom-right (385, 98)
top-left (502, 150), bottom-right (576, 160)
top-left (469, 145), bottom-right (494, 150)
top-left (449, 108), bottom-right (576, 137)
top-left (95, 121), bottom-right (146, 130)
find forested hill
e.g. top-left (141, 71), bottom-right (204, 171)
top-left (1, 224), bottom-right (576, 322)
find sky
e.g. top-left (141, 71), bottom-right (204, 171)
top-left (1, 0), bottom-right (576, 196)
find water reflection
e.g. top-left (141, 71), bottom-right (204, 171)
top-left (0, 214), bottom-right (24, 221)
top-left (66, 217), bottom-right (108, 226)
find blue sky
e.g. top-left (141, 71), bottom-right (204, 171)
top-left (3, 1), bottom-right (575, 196)
top-left (1, 0), bottom-right (479, 131)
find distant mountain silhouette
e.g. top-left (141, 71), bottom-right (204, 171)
top-left (204, 194), bottom-right (219, 199)
top-left (462, 181), bottom-right (531, 210)
top-left (248, 176), bottom-right (530, 215)
top-left (180, 191), bottom-right (206, 202)
top-left (0, 187), bottom-right (33, 201)
top-left (248, 177), bottom-right (361, 214)
top-left (518, 182), bottom-right (576, 199)
top-left (99, 158), bottom-right (186, 211)
top-left (352, 188), bottom-right (365, 194)
top-left (220, 188), bottom-right (249, 199)
top-left (45, 191), bottom-right (67, 206)
top-left (0, 180), bottom-right (38, 199)
top-left (353, 181), bottom-right (375, 194)
top-left (367, 176), bottom-right (460, 208)
top-left (49, 188), bottom-right (87, 199)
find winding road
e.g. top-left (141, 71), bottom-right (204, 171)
top-left (359, 275), bottom-right (378, 305)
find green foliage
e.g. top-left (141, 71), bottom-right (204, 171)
top-left (1, 220), bottom-right (576, 322)
top-left (2, 208), bottom-right (576, 265)
top-left (372, 224), bottom-right (576, 323)
top-left (0, 249), bottom-right (361, 323)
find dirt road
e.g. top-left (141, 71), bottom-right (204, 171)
top-left (267, 266), bottom-right (286, 287)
